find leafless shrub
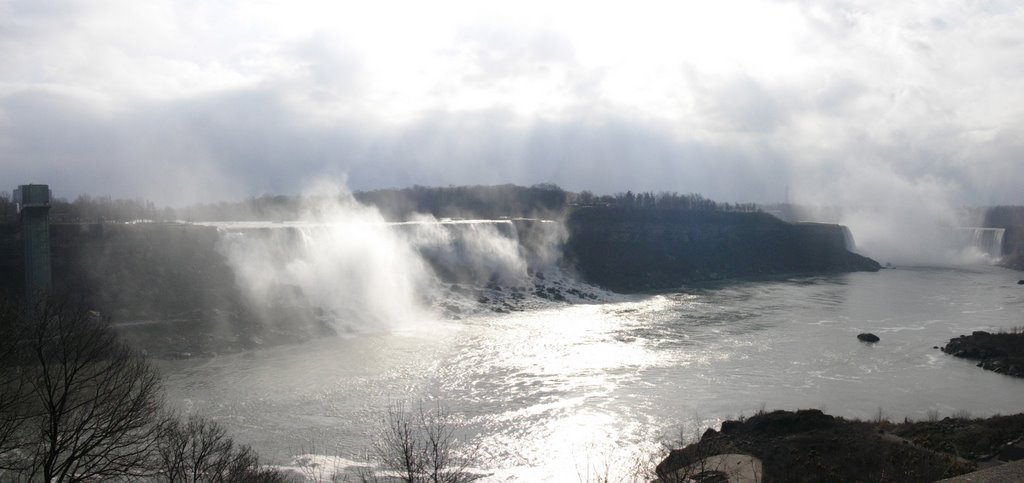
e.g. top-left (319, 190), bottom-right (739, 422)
top-left (156, 413), bottom-right (289, 482)
top-left (952, 409), bottom-right (972, 421)
top-left (291, 442), bottom-right (336, 483)
top-left (574, 451), bottom-right (614, 483)
top-left (754, 402), bottom-right (768, 417)
top-left (873, 407), bottom-right (888, 425)
top-left (652, 419), bottom-right (733, 483)
top-left (358, 401), bottom-right (480, 483)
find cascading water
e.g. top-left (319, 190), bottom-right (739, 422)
top-left (200, 205), bottom-right (604, 333)
top-left (396, 218), bottom-right (530, 286)
top-left (955, 227), bottom-right (1005, 261)
top-left (840, 225), bottom-right (857, 251)
top-left (215, 221), bottom-right (435, 331)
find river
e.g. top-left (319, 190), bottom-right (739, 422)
top-left (160, 264), bottom-right (1024, 481)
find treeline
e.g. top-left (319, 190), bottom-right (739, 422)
top-left (171, 184), bottom-right (569, 221)
top-left (52, 195), bottom-right (177, 223)
top-left (356, 183), bottom-right (568, 219)
top-left (0, 192), bottom-right (176, 224)
top-left (1, 184), bottom-right (759, 224)
top-left (176, 195), bottom-right (300, 223)
top-left (574, 190), bottom-right (760, 213)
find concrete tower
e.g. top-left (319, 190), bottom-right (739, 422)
top-left (14, 184), bottom-right (51, 301)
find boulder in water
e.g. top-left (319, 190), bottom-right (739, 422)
top-left (857, 333), bottom-right (880, 343)
top-left (1017, 280), bottom-right (1023, 285)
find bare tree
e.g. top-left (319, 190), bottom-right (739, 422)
top-left (16, 297), bottom-right (164, 481)
top-left (155, 413), bottom-right (287, 482)
top-left (362, 402), bottom-right (480, 483)
top-left (0, 299), bottom-right (33, 474)
top-left (0, 296), bottom-right (289, 482)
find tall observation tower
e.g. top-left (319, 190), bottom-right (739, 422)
top-left (13, 184), bottom-right (51, 301)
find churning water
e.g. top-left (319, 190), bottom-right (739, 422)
top-left (160, 265), bottom-right (1024, 481)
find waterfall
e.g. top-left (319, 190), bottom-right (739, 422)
top-left (213, 221), bottom-right (436, 330)
top-left (201, 217), bottom-right (567, 331)
top-left (955, 227), bottom-right (1005, 259)
top-left (840, 225), bottom-right (856, 251)
top-left (396, 219), bottom-right (531, 285)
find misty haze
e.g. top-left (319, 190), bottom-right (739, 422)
top-left (2, 2), bottom-right (1024, 482)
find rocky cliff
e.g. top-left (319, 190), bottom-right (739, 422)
top-left (0, 211), bottom-right (880, 330)
top-left (564, 207), bottom-right (880, 292)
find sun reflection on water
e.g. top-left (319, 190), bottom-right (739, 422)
top-left (159, 268), bottom-right (1024, 481)
top-left (438, 301), bottom-right (669, 480)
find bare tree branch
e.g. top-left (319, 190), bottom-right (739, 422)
top-left (365, 401), bottom-right (480, 483)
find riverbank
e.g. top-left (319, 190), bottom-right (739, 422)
top-left (942, 330), bottom-right (1024, 378)
top-left (657, 409), bottom-right (1024, 482)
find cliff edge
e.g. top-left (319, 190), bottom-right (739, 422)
top-left (564, 207), bottom-right (880, 292)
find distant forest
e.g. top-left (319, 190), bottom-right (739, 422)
top-left (0, 185), bottom-right (760, 223)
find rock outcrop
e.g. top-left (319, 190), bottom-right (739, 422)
top-left (942, 331), bottom-right (1024, 378)
top-left (657, 409), bottom-right (973, 482)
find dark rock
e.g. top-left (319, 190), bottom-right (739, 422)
top-left (1018, 280), bottom-right (1024, 285)
top-left (720, 421), bottom-right (741, 433)
top-left (858, 333), bottom-right (880, 343)
top-left (657, 409), bottom-right (974, 482)
top-left (745, 409), bottom-right (838, 436)
top-left (941, 331), bottom-right (1024, 378)
top-left (999, 445), bottom-right (1024, 461)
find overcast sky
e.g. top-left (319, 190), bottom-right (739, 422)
top-left (1, 0), bottom-right (1022, 206)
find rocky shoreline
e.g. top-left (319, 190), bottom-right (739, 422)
top-left (657, 409), bottom-right (1024, 482)
top-left (942, 330), bottom-right (1024, 378)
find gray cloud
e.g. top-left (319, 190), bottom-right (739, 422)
top-left (1, 85), bottom-right (795, 204)
top-left (0, 0), bottom-right (1022, 210)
